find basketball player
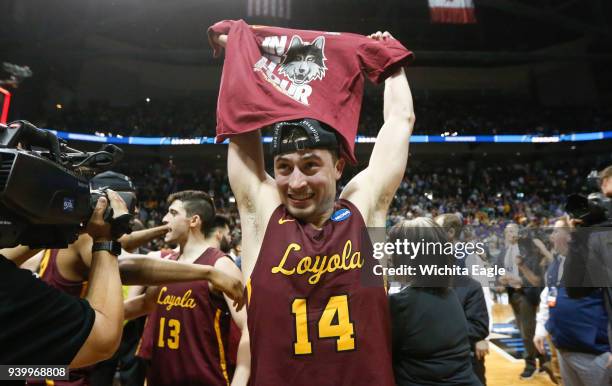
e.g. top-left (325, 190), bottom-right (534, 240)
top-left (124, 190), bottom-right (249, 386)
top-left (212, 31), bottom-right (415, 385)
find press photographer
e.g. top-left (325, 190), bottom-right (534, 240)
top-left (0, 191), bottom-right (129, 368)
top-left (563, 165), bottom-right (612, 292)
top-left (0, 120), bottom-right (131, 371)
top-left (495, 223), bottom-right (550, 379)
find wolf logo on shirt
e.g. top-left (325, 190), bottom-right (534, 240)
top-left (278, 36), bottom-right (327, 85)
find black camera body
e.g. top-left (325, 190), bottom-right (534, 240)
top-left (564, 170), bottom-right (611, 227)
top-left (0, 121), bottom-right (125, 248)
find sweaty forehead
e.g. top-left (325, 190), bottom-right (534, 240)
top-left (274, 149), bottom-right (328, 163)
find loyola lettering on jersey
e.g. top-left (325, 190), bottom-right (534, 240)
top-left (156, 286), bottom-right (198, 311)
top-left (271, 240), bottom-right (364, 284)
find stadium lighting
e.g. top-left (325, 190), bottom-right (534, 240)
top-left (145, 97), bottom-right (151, 103)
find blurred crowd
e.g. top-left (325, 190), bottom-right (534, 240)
top-left (40, 95), bottom-right (612, 138)
top-left (119, 155), bottom-right (609, 253)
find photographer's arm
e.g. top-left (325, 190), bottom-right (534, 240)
top-left (70, 192), bottom-right (127, 368)
top-left (533, 238), bottom-right (553, 265)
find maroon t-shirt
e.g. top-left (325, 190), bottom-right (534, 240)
top-left (139, 248), bottom-right (233, 386)
top-left (208, 19), bottom-right (413, 164)
top-left (27, 250), bottom-right (90, 386)
top-left (246, 199), bottom-right (394, 386)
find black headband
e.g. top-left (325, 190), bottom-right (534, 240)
top-left (271, 118), bottom-right (339, 157)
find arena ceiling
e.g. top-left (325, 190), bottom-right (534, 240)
top-left (2, 0), bottom-right (611, 67)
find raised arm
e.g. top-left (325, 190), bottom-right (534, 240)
top-left (228, 131), bottom-right (273, 211)
top-left (341, 32), bottom-right (414, 225)
top-left (70, 191), bottom-right (127, 368)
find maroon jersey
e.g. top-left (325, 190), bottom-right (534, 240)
top-left (27, 250), bottom-right (89, 386)
top-left (38, 249), bottom-right (88, 298)
top-left (247, 199), bottom-right (394, 386)
top-left (208, 19), bottom-right (413, 164)
top-left (142, 248), bottom-right (233, 386)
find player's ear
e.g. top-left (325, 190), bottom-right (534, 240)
top-left (190, 214), bottom-right (202, 230)
top-left (334, 157), bottom-right (345, 180)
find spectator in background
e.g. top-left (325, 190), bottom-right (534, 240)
top-left (436, 214), bottom-right (490, 385)
top-left (497, 223), bottom-right (549, 379)
top-left (389, 217), bottom-right (481, 386)
top-left (229, 233), bottom-right (242, 270)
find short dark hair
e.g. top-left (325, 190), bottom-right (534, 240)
top-left (167, 190), bottom-right (215, 236)
top-left (208, 214), bottom-right (231, 238)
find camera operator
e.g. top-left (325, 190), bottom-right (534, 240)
top-left (562, 165), bottom-right (612, 369)
top-left (564, 165), bottom-right (612, 294)
top-left (0, 191), bottom-right (128, 369)
top-left (496, 223), bottom-right (550, 379)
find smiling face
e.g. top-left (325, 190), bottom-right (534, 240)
top-left (274, 148), bottom-right (344, 225)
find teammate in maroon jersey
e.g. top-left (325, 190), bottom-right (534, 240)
top-left (125, 190), bottom-right (249, 386)
top-left (211, 31), bottom-right (415, 385)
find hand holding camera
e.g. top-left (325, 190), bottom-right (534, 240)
top-left (86, 190), bottom-right (129, 242)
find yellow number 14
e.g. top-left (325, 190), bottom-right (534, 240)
top-left (291, 295), bottom-right (355, 355)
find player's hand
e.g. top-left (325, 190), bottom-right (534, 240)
top-left (368, 31), bottom-right (394, 41)
top-left (533, 335), bottom-right (546, 355)
top-left (209, 268), bottom-right (245, 311)
top-left (475, 340), bottom-right (489, 360)
top-left (212, 33), bottom-right (228, 48)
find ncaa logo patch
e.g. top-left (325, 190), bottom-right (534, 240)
top-left (331, 208), bottom-right (351, 222)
